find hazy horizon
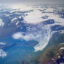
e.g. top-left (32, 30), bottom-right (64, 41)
top-left (0, 0), bottom-right (64, 6)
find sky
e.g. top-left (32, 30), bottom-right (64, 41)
top-left (0, 0), bottom-right (64, 5)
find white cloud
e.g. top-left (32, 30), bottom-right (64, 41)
top-left (0, 49), bottom-right (7, 58)
top-left (60, 47), bottom-right (64, 50)
top-left (24, 9), bottom-right (43, 24)
top-left (12, 26), bottom-right (51, 52)
top-left (0, 42), bottom-right (6, 45)
top-left (24, 7), bottom-right (64, 25)
top-left (34, 27), bottom-right (51, 52)
top-left (44, 8), bottom-right (54, 12)
top-left (47, 13), bottom-right (64, 26)
top-left (0, 19), bottom-right (4, 27)
top-left (11, 17), bottom-right (17, 22)
top-left (12, 32), bottom-right (42, 41)
top-left (12, 32), bottom-right (23, 40)
top-left (8, 4), bottom-right (33, 11)
top-left (41, 10), bottom-right (64, 26)
top-left (12, 7), bottom-right (64, 52)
